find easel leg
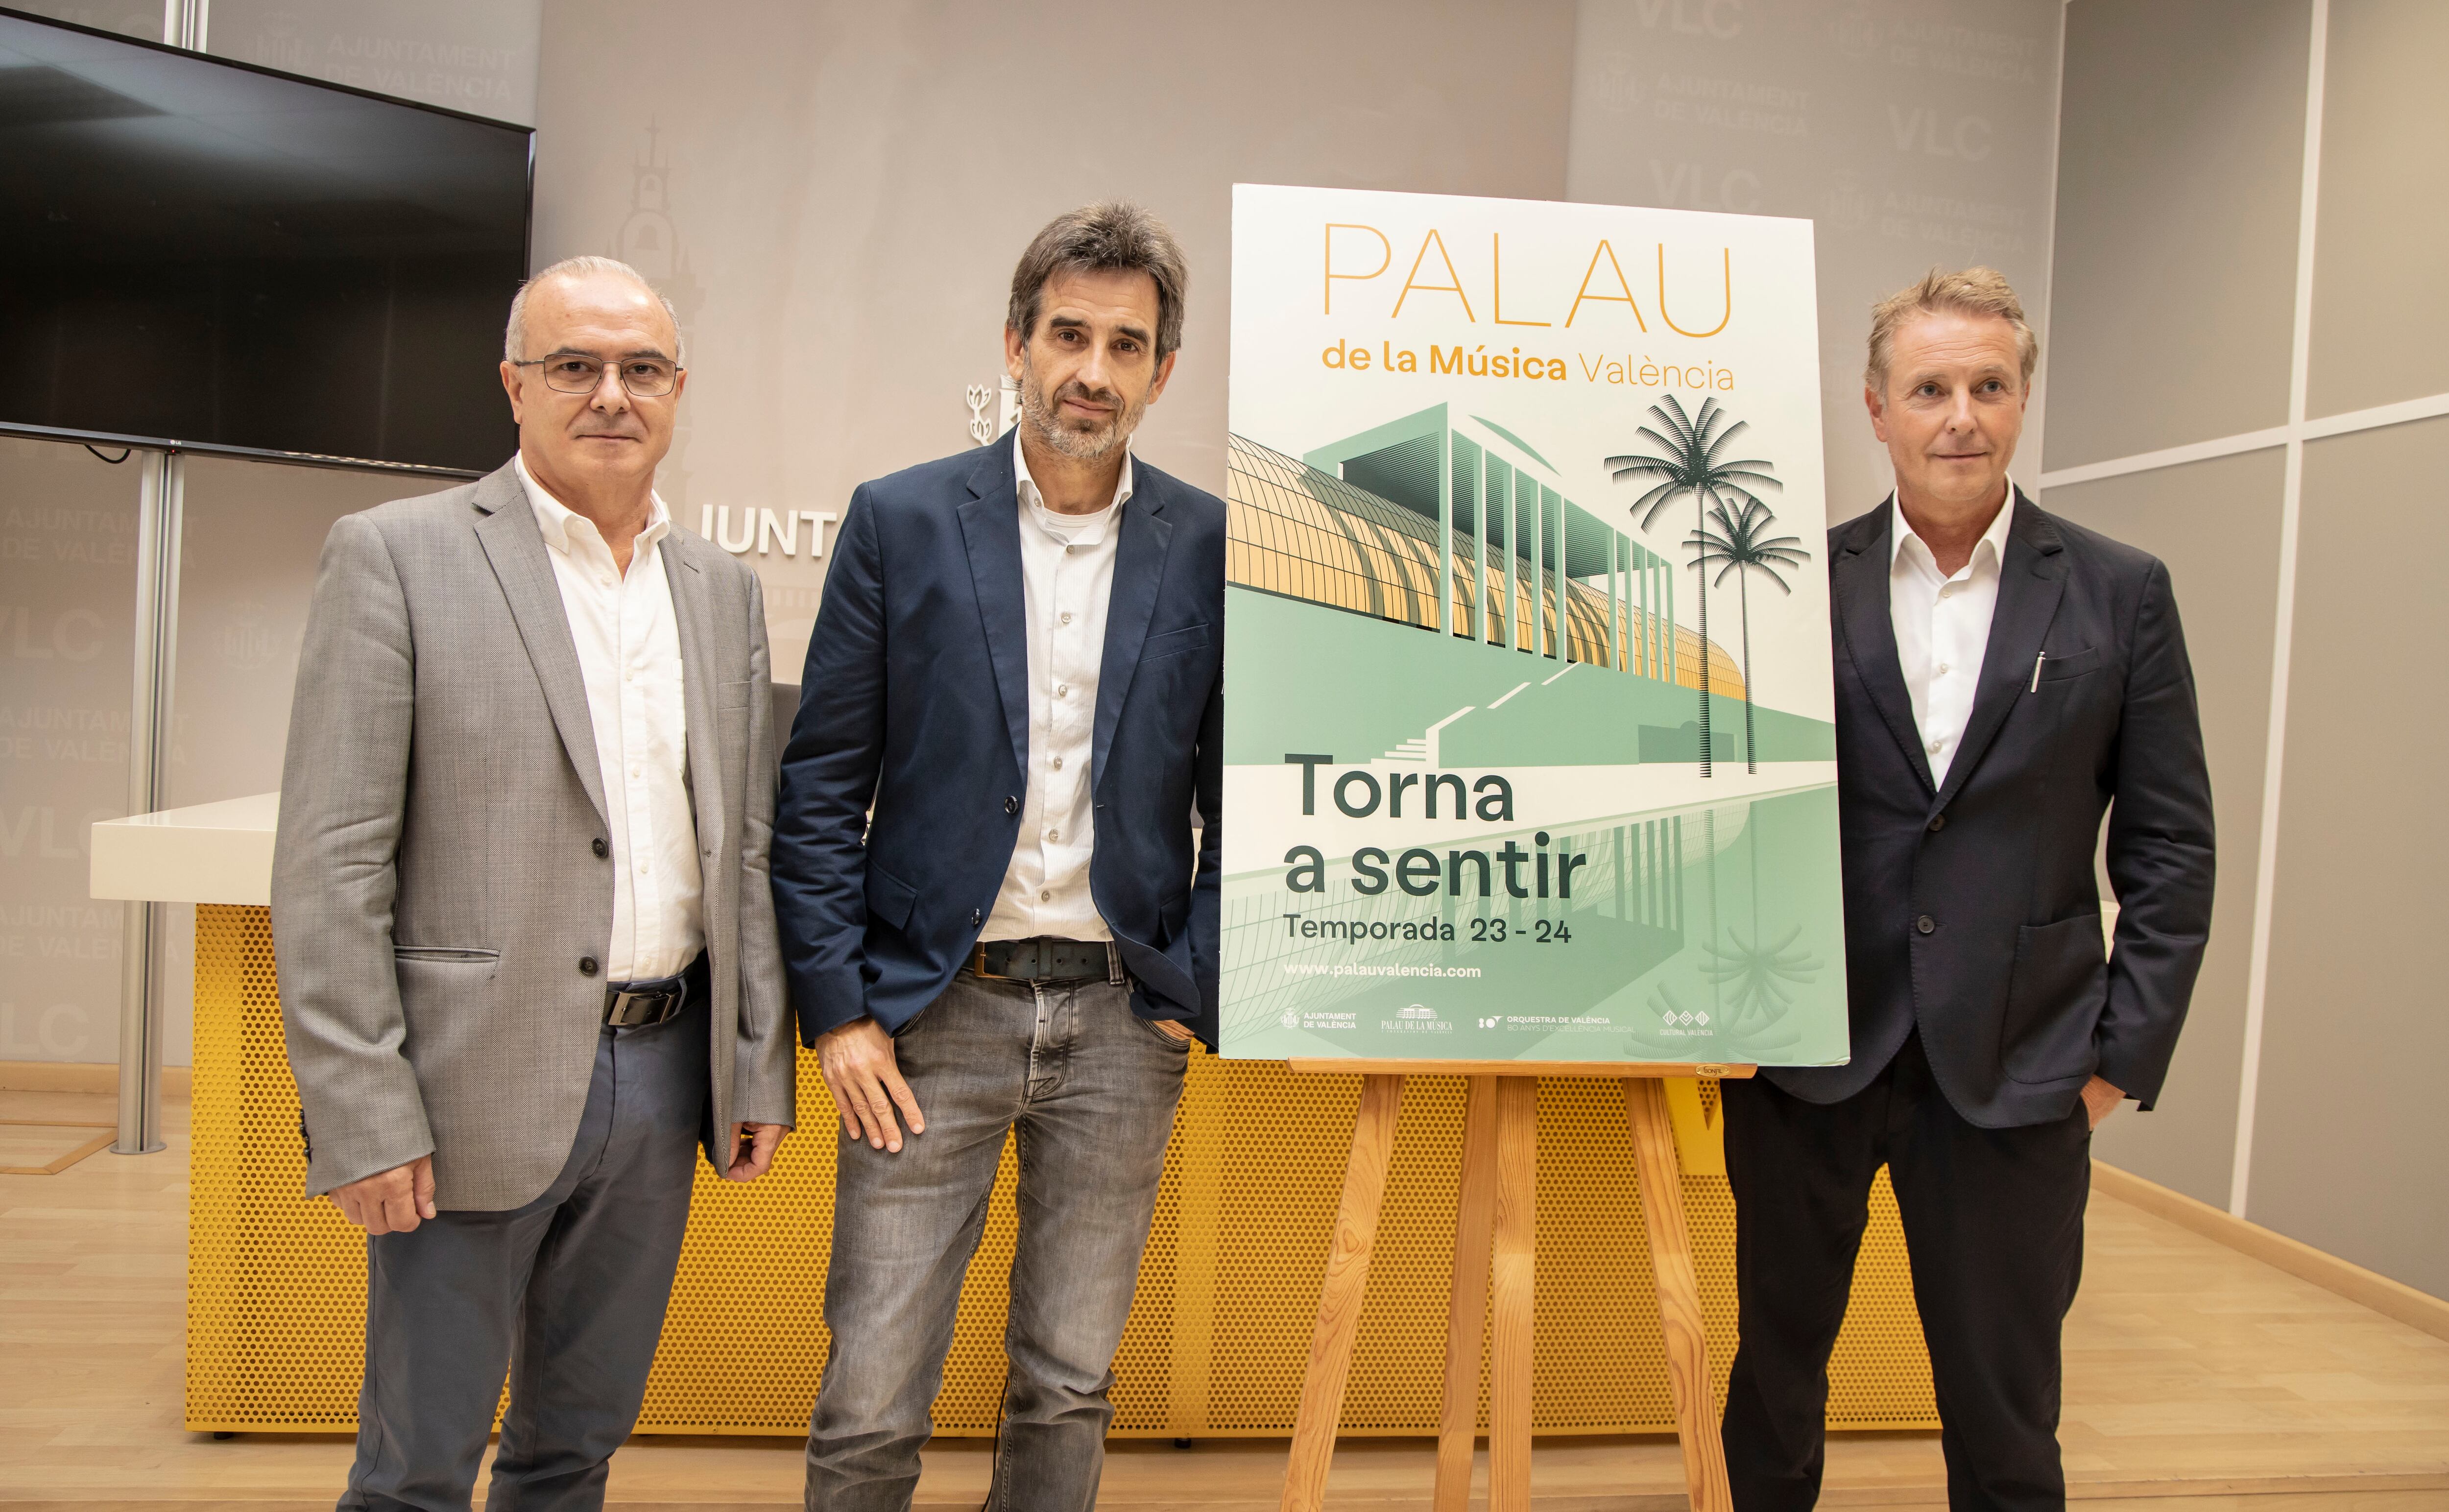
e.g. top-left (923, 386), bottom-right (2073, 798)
top-left (1625, 1077), bottom-right (1734, 1512)
top-left (1280, 1074), bottom-right (1405, 1512)
top-left (1489, 1076), bottom-right (1539, 1512)
top-left (1433, 1075), bottom-right (1501, 1512)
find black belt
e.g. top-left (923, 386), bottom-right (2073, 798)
top-left (971, 937), bottom-right (1121, 984)
top-left (604, 952), bottom-right (708, 1028)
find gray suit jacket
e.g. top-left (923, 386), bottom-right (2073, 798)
top-left (271, 460), bottom-right (795, 1208)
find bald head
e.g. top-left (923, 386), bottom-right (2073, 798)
top-left (499, 256), bottom-right (688, 524)
top-left (505, 255), bottom-right (683, 366)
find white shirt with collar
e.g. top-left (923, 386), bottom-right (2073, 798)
top-left (517, 454), bottom-right (704, 980)
top-left (982, 427), bottom-right (1131, 943)
top-left (1889, 490), bottom-right (2015, 789)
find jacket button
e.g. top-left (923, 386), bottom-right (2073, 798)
top-left (1004, 796), bottom-right (1020, 815)
top-left (1926, 814), bottom-right (1946, 833)
top-left (972, 908), bottom-right (983, 925)
top-left (592, 837), bottom-right (609, 858)
top-left (1915, 915), bottom-right (1936, 936)
top-left (579, 956), bottom-right (600, 977)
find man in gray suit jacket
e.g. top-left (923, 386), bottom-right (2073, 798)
top-left (272, 255), bottom-right (796, 1512)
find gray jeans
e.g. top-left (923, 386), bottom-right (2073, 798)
top-left (338, 1001), bottom-right (708, 1512)
top-left (804, 970), bottom-right (1188, 1511)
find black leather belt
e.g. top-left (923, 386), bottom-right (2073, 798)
top-left (971, 937), bottom-right (1121, 984)
top-left (604, 952), bottom-right (708, 1028)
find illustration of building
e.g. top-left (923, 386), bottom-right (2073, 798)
top-left (1225, 405), bottom-right (1746, 701)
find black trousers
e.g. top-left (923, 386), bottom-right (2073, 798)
top-left (1720, 1033), bottom-right (2091, 1512)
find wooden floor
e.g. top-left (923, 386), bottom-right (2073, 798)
top-left (3, 1089), bottom-right (2445, 1511)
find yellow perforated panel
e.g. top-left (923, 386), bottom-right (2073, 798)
top-left (190, 906), bottom-right (1935, 1436)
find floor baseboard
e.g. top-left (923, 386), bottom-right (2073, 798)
top-left (0, 1060), bottom-right (190, 1099)
top-left (2092, 1160), bottom-right (2449, 1344)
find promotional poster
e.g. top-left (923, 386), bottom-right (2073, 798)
top-left (1222, 183), bottom-right (1850, 1066)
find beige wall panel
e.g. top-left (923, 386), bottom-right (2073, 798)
top-left (2042, 450), bottom-right (2284, 1209)
top-left (530, 0), bottom-right (1579, 662)
top-left (2045, 0), bottom-right (2307, 470)
top-left (1565, 0), bottom-right (2065, 527)
top-left (3, 0), bottom-right (160, 40)
top-left (0, 438), bottom-right (138, 1065)
top-left (2253, 414), bottom-right (2449, 1299)
top-left (2305, 0), bottom-right (2449, 419)
top-left (206, 0), bottom-right (543, 125)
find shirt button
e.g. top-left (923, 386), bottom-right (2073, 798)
top-left (1056, 684), bottom-right (1069, 698)
top-left (1927, 739), bottom-right (1942, 752)
top-left (1040, 889), bottom-right (1051, 901)
top-left (1916, 915), bottom-right (1937, 935)
top-left (1047, 829), bottom-right (1059, 842)
top-left (1060, 612), bottom-right (1073, 625)
top-left (1935, 663), bottom-right (1949, 675)
top-left (1052, 756), bottom-right (1064, 770)
top-left (1939, 585), bottom-right (1953, 599)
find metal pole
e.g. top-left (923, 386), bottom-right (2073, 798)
top-left (115, 449), bottom-right (182, 1155)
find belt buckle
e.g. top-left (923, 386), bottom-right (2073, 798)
top-left (604, 980), bottom-right (680, 1028)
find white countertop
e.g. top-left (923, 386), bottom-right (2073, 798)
top-left (90, 791), bottom-right (278, 906)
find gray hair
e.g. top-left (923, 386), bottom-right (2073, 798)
top-left (504, 255), bottom-right (686, 365)
top-left (1007, 202), bottom-right (1189, 361)
top-left (1865, 265), bottom-right (2036, 392)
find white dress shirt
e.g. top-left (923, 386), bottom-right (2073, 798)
top-left (518, 456), bottom-right (705, 980)
top-left (1889, 492), bottom-right (2015, 788)
top-left (982, 429), bottom-right (1131, 942)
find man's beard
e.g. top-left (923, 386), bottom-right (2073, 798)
top-left (1019, 358), bottom-right (1149, 463)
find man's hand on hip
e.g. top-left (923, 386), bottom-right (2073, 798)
top-left (724, 1121), bottom-right (789, 1181)
top-left (329, 1155), bottom-right (436, 1234)
top-left (817, 1016), bottom-right (924, 1152)
top-left (2081, 1075), bottom-right (2125, 1130)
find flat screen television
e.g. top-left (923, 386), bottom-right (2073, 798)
top-left (0, 8), bottom-right (531, 475)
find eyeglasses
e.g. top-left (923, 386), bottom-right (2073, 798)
top-left (511, 352), bottom-right (682, 398)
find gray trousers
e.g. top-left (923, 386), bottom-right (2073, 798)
top-left (804, 971), bottom-right (1188, 1511)
top-left (338, 1001), bottom-right (709, 1512)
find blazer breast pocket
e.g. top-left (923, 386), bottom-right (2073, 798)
top-left (2035, 647), bottom-right (2103, 683)
top-left (1139, 623), bottom-right (1211, 665)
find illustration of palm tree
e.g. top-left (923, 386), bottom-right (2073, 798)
top-left (1605, 396), bottom-right (1781, 777)
top-left (1697, 923), bottom-right (1824, 1032)
top-left (1687, 498), bottom-right (1811, 773)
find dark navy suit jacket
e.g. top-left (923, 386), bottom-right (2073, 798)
top-left (1774, 491), bottom-right (2216, 1127)
top-left (771, 441), bottom-right (1225, 1048)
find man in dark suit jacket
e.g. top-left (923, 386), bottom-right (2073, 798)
top-left (1720, 268), bottom-right (2215, 1512)
top-left (771, 203), bottom-right (1222, 1510)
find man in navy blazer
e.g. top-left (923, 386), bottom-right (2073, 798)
top-left (1718, 268), bottom-right (2215, 1512)
top-left (772, 203), bottom-right (1223, 1510)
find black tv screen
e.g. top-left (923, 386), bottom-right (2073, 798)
top-left (0, 9), bottom-right (531, 474)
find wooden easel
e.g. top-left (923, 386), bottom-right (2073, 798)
top-left (1278, 1060), bottom-right (1753, 1512)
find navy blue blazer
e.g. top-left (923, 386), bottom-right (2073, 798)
top-left (1773, 491), bottom-right (2216, 1127)
top-left (771, 441), bottom-right (1225, 1047)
